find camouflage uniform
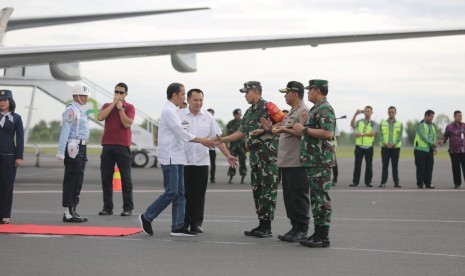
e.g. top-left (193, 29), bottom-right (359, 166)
top-left (226, 118), bottom-right (247, 178)
top-left (301, 97), bottom-right (336, 228)
top-left (239, 98), bottom-right (280, 221)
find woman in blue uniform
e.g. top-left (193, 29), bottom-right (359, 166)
top-left (0, 89), bottom-right (24, 224)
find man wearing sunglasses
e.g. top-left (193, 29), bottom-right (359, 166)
top-left (97, 82), bottom-right (135, 217)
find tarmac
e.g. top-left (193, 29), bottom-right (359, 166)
top-left (1, 153), bottom-right (464, 276)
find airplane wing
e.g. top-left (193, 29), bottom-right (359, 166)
top-left (6, 7), bottom-right (210, 31)
top-left (1, 28), bottom-right (465, 69)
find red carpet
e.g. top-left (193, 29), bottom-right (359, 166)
top-left (0, 224), bottom-right (142, 237)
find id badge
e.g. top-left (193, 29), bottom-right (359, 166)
top-left (67, 143), bottom-right (79, 159)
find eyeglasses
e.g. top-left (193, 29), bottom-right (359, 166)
top-left (114, 91), bottom-right (126, 95)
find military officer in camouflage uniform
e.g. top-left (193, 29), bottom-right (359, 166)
top-left (226, 108), bottom-right (247, 184)
top-left (213, 81), bottom-right (283, 237)
top-left (293, 79), bottom-right (336, 248)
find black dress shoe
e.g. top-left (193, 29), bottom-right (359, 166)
top-left (366, 183), bottom-right (373, 187)
top-left (98, 209), bottom-right (113, 215)
top-left (394, 184), bottom-right (402, 188)
top-left (121, 210), bottom-right (132, 216)
top-left (425, 185), bottom-right (435, 189)
top-left (349, 183), bottom-right (358, 187)
top-left (278, 228), bottom-right (297, 241)
top-left (190, 225), bottom-right (204, 233)
top-left (284, 230), bottom-right (308, 242)
top-left (378, 183), bottom-right (386, 188)
top-left (63, 214), bottom-right (88, 223)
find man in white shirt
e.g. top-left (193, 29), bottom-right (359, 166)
top-left (139, 83), bottom-right (215, 237)
top-left (180, 89), bottom-right (238, 233)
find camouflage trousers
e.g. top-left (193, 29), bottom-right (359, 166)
top-left (306, 167), bottom-right (332, 228)
top-left (250, 159), bottom-right (279, 221)
top-left (227, 149), bottom-right (247, 177)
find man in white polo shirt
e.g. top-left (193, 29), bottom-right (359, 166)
top-left (180, 88), bottom-right (237, 233)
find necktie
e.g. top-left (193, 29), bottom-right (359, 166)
top-left (0, 112), bottom-right (13, 127)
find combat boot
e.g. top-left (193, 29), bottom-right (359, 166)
top-left (254, 220), bottom-right (272, 238)
top-left (244, 220), bottom-right (263, 236)
top-left (240, 175), bottom-right (245, 184)
top-left (300, 225), bottom-right (330, 248)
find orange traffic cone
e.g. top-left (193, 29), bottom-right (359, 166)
top-left (113, 166), bottom-right (122, 191)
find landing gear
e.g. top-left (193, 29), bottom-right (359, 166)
top-left (131, 150), bottom-right (149, 168)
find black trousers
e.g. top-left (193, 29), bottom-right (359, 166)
top-left (0, 155), bottom-right (17, 218)
top-left (62, 144), bottom-right (87, 208)
top-left (352, 146), bottom-right (373, 185)
top-left (100, 145), bottom-right (134, 212)
top-left (414, 149), bottom-right (434, 187)
top-left (381, 147), bottom-right (400, 185)
top-left (184, 165), bottom-right (209, 227)
top-left (449, 153), bottom-right (465, 186)
top-left (280, 167), bottom-right (310, 228)
top-left (209, 150), bottom-right (216, 181)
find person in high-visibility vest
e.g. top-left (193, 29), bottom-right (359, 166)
top-left (379, 106), bottom-right (403, 188)
top-left (414, 110), bottom-right (438, 189)
top-left (350, 106), bottom-right (378, 187)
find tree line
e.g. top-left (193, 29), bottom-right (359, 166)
top-left (27, 114), bottom-right (450, 146)
top-left (28, 120), bottom-right (103, 144)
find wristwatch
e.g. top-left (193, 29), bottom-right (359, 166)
top-left (303, 127), bottom-right (309, 136)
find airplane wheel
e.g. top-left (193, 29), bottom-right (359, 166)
top-left (132, 151), bottom-right (149, 168)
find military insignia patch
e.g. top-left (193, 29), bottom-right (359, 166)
top-left (300, 113), bottom-right (308, 123)
top-left (66, 110), bottom-right (75, 122)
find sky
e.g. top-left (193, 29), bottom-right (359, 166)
top-left (2, 0), bottom-right (465, 133)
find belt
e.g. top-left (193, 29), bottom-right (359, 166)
top-left (67, 139), bottom-right (87, 145)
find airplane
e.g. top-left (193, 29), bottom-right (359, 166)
top-left (0, 6), bottom-right (464, 167)
top-left (1, 6), bottom-right (465, 80)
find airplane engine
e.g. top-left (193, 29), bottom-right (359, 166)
top-left (50, 61), bottom-right (82, 81)
top-left (171, 50), bottom-right (197, 72)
